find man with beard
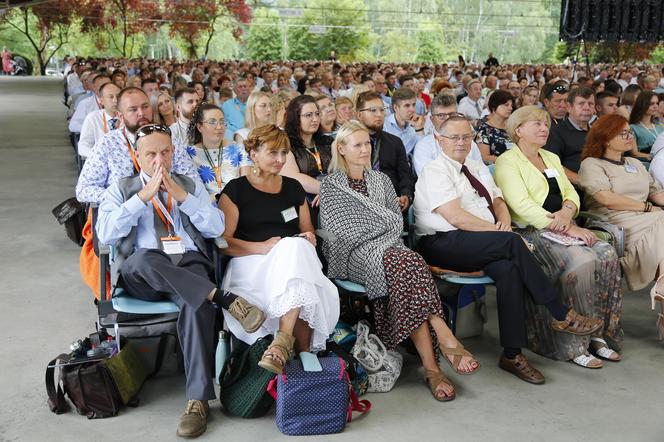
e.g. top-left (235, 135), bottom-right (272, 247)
top-left (355, 91), bottom-right (414, 212)
top-left (76, 87), bottom-right (200, 204)
top-left (170, 87), bottom-right (201, 146)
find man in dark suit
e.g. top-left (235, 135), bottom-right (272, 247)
top-left (355, 91), bottom-right (415, 212)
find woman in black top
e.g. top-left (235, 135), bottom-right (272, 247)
top-left (280, 95), bottom-right (334, 219)
top-left (219, 124), bottom-right (340, 375)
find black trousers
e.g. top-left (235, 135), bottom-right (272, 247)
top-left (119, 249), bottom-right (217, 400)
top-left (418, 230), bottom-right (559, 349)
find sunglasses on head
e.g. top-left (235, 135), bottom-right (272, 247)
top-left (135, 124), bottom-right (172, 140)
top-left (550, 84), bottom-right (569, 96)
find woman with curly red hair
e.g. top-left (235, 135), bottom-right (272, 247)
top-left (578, 114), bottom-right (664, 339)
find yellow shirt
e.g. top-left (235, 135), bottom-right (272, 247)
top-left (494, 145), bottom-right (580, 229)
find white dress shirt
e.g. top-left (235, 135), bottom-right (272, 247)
top-left (78, 109), bottom-right (123, 159)
top-left (413, 152), bottom-right (502, 237)
top-left (69, 94), bottom-right (102, 133)
top-left (169, 119), bottom-right (190, 146)
top-left (458, 96), bottom-right (485, 121)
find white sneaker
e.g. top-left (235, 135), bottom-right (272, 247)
top-left (572, 353), bottom-right (603, 369)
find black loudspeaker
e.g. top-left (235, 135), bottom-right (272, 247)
top-left (560, 0), bottom-right (664, 42)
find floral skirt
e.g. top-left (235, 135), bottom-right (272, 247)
top-left (517, 227), bottom-right (624, 360)
top-left (373, 247), bottom-right (444, 351)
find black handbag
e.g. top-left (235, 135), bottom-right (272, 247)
top-left (51, 197), bottom-right (86, 246)
top-left (46, 342), bottom-right (148, 419)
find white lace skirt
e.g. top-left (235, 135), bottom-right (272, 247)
top-left (221, 237), bottom-right (340, 351)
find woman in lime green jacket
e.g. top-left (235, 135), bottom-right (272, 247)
top-left (494, 105), bottom-right (623, 369)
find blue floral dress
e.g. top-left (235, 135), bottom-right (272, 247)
top-left (186, 143), bottom-right (253, 197)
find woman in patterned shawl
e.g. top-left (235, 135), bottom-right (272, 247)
top-left (320, 121), bottom-right (479, 402)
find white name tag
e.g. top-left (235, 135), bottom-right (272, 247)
top-left (281, 206), bottom-right (298, 223)
top-left (161, 237), bottom-right (186, 254)
top-left (544, 168), bottom-right (560, 178)
top-left (624, 164), bottom-right (638, 174)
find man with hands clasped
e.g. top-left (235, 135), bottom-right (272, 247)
top-left (96, 124), bottom-right (266, 438)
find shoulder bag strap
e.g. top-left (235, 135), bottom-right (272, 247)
top-left (46, 354), bottom-right (71, 414)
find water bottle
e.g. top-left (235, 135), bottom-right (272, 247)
top-left (215, 330), bottom-right (229, 385)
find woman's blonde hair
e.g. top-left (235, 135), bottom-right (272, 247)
top-left (151, 91), bottom-right (173, 125)
top-left (506, 105), bottom-right (551, 144)
top-left (329, 120), bottom-right (372, 174)
top-left (350, 84), bottom-right (370, 110)
top-left (244, 91), bottom-right (272, 130)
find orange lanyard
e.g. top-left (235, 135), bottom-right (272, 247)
top-left (306, 147), bottom-right (323, 174)
top-left (151, 193), bottom-right (174, 234)
top-left (124, 131), bottom-right (140, 173)
top-left (202, 146), bottom-right (223, 189)
top-left (102, 113), bottom-right (108, 133)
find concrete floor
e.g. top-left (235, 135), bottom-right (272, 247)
top-left (0, 77), bottom-right (662, 442)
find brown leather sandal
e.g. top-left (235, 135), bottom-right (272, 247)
top-left (258, 331), bottom-right (295, 374)
top-left (550, 309), bottom-right (603, 336)
top-left (439, 343), bottom-right (481, 375)
top-left (424, 369), bottom-right (456, 402)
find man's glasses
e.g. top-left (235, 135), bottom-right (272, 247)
top-left (136, 124), bottom-right (172, 140)
top-left (431, 111), bottom-right (464, 119)
top-left (300, 111), bottom-right (321, 119)
top-left (203, 118), bottom-right (226, 127)
top-left (440, 133), bottom-right (475, 143)
top-left (619, 129), bottom-right (634, 140)
top-left (358, 106), bottom-right (388, 115)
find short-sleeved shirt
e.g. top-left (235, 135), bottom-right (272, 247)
top-left (222, 176), bottom-right (306, 242)
top-left (186, 143), bottom-right (252, 196)
top-left (578, 156), bottom-right (663, 215)
top-left (413, 152), bottom-right (502, 236)
top-left (476, 119), bottom-right (514, 157)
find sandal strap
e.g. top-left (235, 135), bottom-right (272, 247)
top-left (573, 354), bottom-right (600, 367)
top-left (424, 369), bottom-right (454, 398)
top-left (512, 355), bottom-right (539, 377)
top-left (440, 344), bottom-right (474, 371)
top-left (594, 346), bottom-right (617, 359)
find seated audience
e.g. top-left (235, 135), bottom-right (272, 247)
top-left (78, 82), bottom-right (122, 159)
top-left (233, 91), bottom-right (273, 143)
top-left (355, 91), bottom-right (414, 211)
top-left (617, 84), bottom-right (642, 120)
top-left (495, 106), bottom-right (623, 366)
top-left (629, 91), bottom-right (664, 160)
top-left (412, 93), bottom-right (484, 176)
top-left (519, 85), bottom-right (540, 108)
top-left (170, 87), bottom-right (201, 146)
top-left (280, 95), bottom-right (334, 221)
top-left (186, 103), bottom-right (251, 198)
top-left (152, 91), bottom-right (176, 126)
top-left (320, 122), bottom-right (480, 402)
top-left (189, 80), bottom-right (207, 103)
top-left (218, 124), bottom-right (339, 373)
top-left (544, 87), bottom-right (595, 184)
top-left (270, 89), bottom-right (295, 129)
top-left (415, 115), bottom-right (603, 383)
top-left (578, 114), bottom-right (664, 339)
top-left (475, 89), bottom-right (515, 163)
top-left (651, 131), bottom-right (664, 186)
top-left (141, 78), bottom-right (159, 97)
top-left (96, 124), bottom-right (262, 438)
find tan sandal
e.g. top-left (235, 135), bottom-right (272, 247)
top-left (551, 309), bottom-right (603, 336)
top-left (424, 369), bottom-right (455, 402)
top-left (258, 331), bottom-right (295, 374)
top-left (439, 343), bottom-right (480, 375)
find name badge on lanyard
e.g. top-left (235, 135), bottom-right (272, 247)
top-left (140, 174), bottom-right (185, 254)
top-left (624, 164), bottom-right (638, 174)
top-left (544, 168), bottom-right (560, 178)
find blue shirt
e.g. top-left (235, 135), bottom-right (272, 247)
top-left (382, 113), bottom-right (421, 157)
top-left (96, 171), bottom-right (225, 252)
top-left (412, 134), bottom-right (485, 177)
top-left (221, 98), bottom-right (247, 140)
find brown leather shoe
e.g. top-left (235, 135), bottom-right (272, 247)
top-left (499, 354), bottom-right (545, 385)
top-left (176, 400), bottom-right (209, 438)
top-left (551, 309), bottom-right (602, 336)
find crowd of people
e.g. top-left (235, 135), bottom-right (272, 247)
top-left (62, 54), bottom-right (664, 438)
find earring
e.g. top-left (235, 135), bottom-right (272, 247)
top-left (252, 166), bottom-right (259, 176)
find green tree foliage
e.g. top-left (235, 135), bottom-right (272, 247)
top-left (246, 8), bottom-right (283, 60)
